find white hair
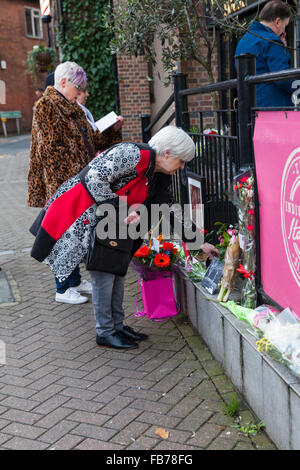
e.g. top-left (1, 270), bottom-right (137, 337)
top-left (149, 126), bottom-right (195, 162)
top-left (54, 61), bottom-right (87, 89)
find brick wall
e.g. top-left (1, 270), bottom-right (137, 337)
top-left (116, 53), bottom-right (151, 143)
top-left (113, 1), bottom-right (220, 140)
top-left (0, 0), bottom-right (48, 134)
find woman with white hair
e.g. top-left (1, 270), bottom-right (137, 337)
top-left (28, 61), bottom-right (123, 303)
top-left (30, 126), bottom-right (219, 350)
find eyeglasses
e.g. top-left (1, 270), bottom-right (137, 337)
top-left (67, 80), bottom-right (83, 91)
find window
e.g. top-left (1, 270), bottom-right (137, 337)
top-left (25, 7), bottom-right (43, 39)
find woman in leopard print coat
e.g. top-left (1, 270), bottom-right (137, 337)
top-left (28, 62), bottom-right (122, 208)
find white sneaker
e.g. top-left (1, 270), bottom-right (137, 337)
top-left (55, 287), bottom-right (88, 304)
top-left (75, 279), bottom-right (92, 294)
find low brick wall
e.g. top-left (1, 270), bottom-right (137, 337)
top-left (174, 269), bottom-right (300, 450)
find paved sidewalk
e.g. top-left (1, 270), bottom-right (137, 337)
top-left (0, 135), bottom-right (276, 450)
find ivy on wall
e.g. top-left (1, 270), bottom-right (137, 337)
top-left (58, 0), bottom-right (116, 119)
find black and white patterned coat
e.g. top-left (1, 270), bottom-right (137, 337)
top-left (30, 142), bottom-right (172, 281)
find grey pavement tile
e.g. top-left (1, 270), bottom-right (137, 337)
top-left (32, 395), bottom-right (71, 414)
top-left (1, 422), bottom-right (46, 440)
top-left (2, 436), bottom-right (49, 450)
top-left (30, 384), bottom-right (67, 402)
top-left (153, 440), bottom-right (202, 451)
top-left (66, 410), bottom-right (111, 427)
top-left (27, 373), bottom-right (62, 391)
top-left (110, 421), bottom-right (151, 446)
top-left (168, 396), bottom-right (204, 418)
top-left (129, 398), bottom-right (172, 415)
top-left (82, 365), bottom-right (117, 382)
top-left (0, 432), bottom-right (11, 446)
top-left (177, 407), bottom-right (214, 432)
top-left (62, 398), bottom-right (104, 413)
top-left (137, 411), bottom-right (182, 428)
top-left (206, 437), bottom-right (238, 450)
top-left (121, 387), bottom-right (162, 402)
top-left (48, 434), bottom-right (85, 450)
top-left (99, 396), bottom-right (135, 416)
top-left (110, 368), bottom-right (148, 380)
top-left (125, 436), bottom-right (159, 450)
top-left (0, 384), bottom-right (36, 399)
top-left (104, 408), bottom-right (144, 431)
top-left (34, 407), bottom-right (74, 429)
top-left (74, 438), bottom-right (124, 450)
top-left (93, 385), bottom-right (129, 404)
top-left (0, 409), bottom-right (42, 425)
top-left (0, 418), bottom-right (11, 430)
top-left (70, 423), bottom-right (117, 441)
top-left (38, 419), bottom-right (79, 444)
top-left (59, 386), bottom-right (99, 401)
top-left (186, 423), bottom-right (224, 448)
top-left (0, 396), bottom-right (40, 412)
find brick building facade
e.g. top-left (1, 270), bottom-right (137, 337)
top-left (0, 0), bottom-right (49, 134)
top-left (113, 1), bottom-right (219, 143)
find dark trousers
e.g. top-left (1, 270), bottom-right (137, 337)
top-left (55, 266), bottom-right (81, 294)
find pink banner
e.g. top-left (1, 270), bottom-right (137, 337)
top-left (253, 111), bottom-right (300, 318)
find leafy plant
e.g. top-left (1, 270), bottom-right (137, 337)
top-left (27, 44), bottom-right (56, 81)
top-left (233, 421), bottom-right (265, 437)
top-left (103, 0), bottom-right (252, 110)
top-left (223, 393), bottom-right (240, 417)
top-left (214, 222), bottom-right (237, 261)
top-left (57, 0), bottom-right (116, 119)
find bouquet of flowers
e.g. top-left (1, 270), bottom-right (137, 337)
top-left (217, 233), bottom-right (240, 302)
top-left (257, 308), bottom-right (300, 378)
top-left (131, 240), bottom-right (179, 280)
top-left (232, 169), bottom-right (256, 309)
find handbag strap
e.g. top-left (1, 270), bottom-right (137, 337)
top-left (134, 278), bottom-right (145, 318)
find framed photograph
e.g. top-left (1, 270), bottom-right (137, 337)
top-left (186, 171), bottom-right (205, 230)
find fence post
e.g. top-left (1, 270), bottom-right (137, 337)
top-left (174, 73), bottom-right (190, 205)
top-left (236, 53), bottom-right (256, 171)
top-left (141, 114), bottom-right (151, 143)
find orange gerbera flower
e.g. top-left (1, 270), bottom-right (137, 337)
top-left (134, 245), bottom-right (150, 257)
top-left (154, 253), bottom-right (170, 268)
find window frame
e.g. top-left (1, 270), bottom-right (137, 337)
top-left (24, 6), bottom-right (43, 39)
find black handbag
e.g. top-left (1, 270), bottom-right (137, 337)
top-left (86, 227), bottom-right (134, 276)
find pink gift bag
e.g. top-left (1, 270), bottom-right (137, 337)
top-left (135, 276), bottom-right (180, 321)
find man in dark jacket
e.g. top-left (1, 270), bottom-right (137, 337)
top-left (235, 0), bottom-right (293, 107)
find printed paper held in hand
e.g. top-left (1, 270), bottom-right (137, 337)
top-left (95, 111), bottom-right (118, 133)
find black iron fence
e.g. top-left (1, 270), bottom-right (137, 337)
top-left (141, 53), bottom-right (300, 303)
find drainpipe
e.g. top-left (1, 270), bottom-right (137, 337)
top-left (109, 0), bottom-right (120, 114)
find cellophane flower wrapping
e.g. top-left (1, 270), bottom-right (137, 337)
top-left (130, 240), bottom-right (179, 281)
top-left (232, 169), bottom-right (257, 308)
top-left (177, 242), bottom-right (208, 282)
top-left (257, 308), bottom-right (300, 377)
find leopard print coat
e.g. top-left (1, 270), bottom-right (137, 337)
top-left (28, 86), bottom-right (122, 208)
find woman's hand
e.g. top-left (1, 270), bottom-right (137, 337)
top-left (201, 242), bottom-right (220, 260)
top-left (113, 116), bottom-right (124, 131)
top-left (124, 211), bottom-right (140, 225)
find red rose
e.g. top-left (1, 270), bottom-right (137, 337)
top-left (162, 242), bottom-right (174, 251)
top-left (134, 245), bottom-right (150, 257)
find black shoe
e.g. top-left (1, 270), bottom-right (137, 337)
top-left (120, 325), bottom-right (149, 342)
top-left (96, 332), bottom-right (138, 350)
